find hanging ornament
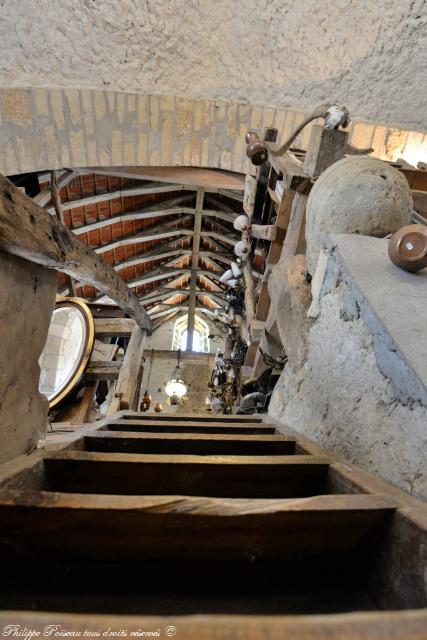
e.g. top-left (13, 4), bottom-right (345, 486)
top-left (140, 349), bottom-right (154, 412)
top-left (165, 349), bottom-right (187, 402)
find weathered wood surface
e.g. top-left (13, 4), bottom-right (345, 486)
top-left (105, 419), bottom-right (275, 435)
top-left (282, 192), bottom-right (308, 259)
top-left (0, 610), bottom-right (425, 640)
top-left (0, 490), bottom-right (394, 563)
top-left (94, 317), bottom-right (137, 337)
top-left (251, 223), bottom-right (278, 242)
top-left (255, 281), bottom-right (271, 321)
top-left (106, 326), bottom-right (146, 415)
top-left (303, 125), bottom-right (349, 177)
top-left (85, 361), bottom-right (122, 381)
top-left (43, 451), bottom-right (329, 498)
top-left (82, 166), bottom-right (246, 190)
top-left (117, 412), bottom-right (263, 423)
top-left (0, 174), bottom-right (152, 331)
top-left (84, 431), bottom-right (296, 455)
top-left (268, 189), bottom-right (296, 264)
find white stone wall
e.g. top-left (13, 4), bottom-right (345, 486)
top-left (141, 314), bottom-right (219, 414)
top-left (0, 0), bottom-right (426, 131)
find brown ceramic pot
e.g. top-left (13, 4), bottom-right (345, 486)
top-left (389, 224), bottom-right (427, 273)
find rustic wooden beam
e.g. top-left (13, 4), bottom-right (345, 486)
top-left (107, 326), bottom-right (146, 416)
top-left (303, 125), bottom-right (349, 177)
top-left (94, 317), bottom-right (137, 337)
top-left (34, 169), bottom-right (79, 207)
top-left (0, 174), bottom-right (152, 332)
top-left (251, 223), bottom-right (277, 241)
top-left (52, 183), bottom-right (189, 213)
top-left (187, 188), bottom-right (204, 351)
top-left (95, 227), bottom-right (193, 255)
top-left (73, 207), bottom-right (191, 236)
top-left (85, 361), bottom-right (122, 381)
top-left (80, 166), bottom-right (245, 190)
top-left (281, 192), bottom-right (309, 260)
top-left (200, 230), bottom-right (236, 246)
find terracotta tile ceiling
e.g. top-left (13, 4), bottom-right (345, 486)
top-left (39, 171), bottom-right (243, 325)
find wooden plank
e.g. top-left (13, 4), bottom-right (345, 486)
top-left (282, 192), bottom-right (308, 259)
top-left (413, 189), bottom-right (427, 216)
top-left (303, 125), bottom-right (349, 177)
top-left (251, 224), bottom-right (277, 241)
top-left (85, 361), bottom-right (122, 381)
top-left (104, 420), bottom-right (276, 435)
top-left (0, 174), bottom-right (152, 331)
top-left (0, 610), bottom-right (426, 640)
top-left (81, 166), bottom-right (246, 190)
top-left (33, 169), bottom-right (78, 207)
top-left (0, 491), bottom-right (395, 564)
top-left (72, 383), bottom-right (97, 424)
top-left (255, 281), bottom-right (271, 321)
top-left (187, 188), bottom-right (204, 350)
top-left (43, 452), bottom-right (329, 497)
top-left (107, 326), bottom-right (146, 414)
top-left (84, 431), bottom-right (296, 455)
top-left (118, 412), bottom-right (263, 423)
top-left (268, 188), bottom-right (296, 264)
top-left (94, 317), bottom-right (136, 337)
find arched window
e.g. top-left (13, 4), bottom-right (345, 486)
top-left (171, 315), bottom-right (210, 353)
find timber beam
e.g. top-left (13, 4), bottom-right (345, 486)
top-left (0, 174), bottom-right (152, 332)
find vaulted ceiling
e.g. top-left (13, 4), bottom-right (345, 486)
top-left (36, 167), bottom-right (245, 330)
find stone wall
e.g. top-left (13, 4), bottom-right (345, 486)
top-left (0, 87), bottom-right (425, 177)
top-left (0, 0), bottom-right (426, 132)
top-left (269, 235), bottom-right (427, 501)
top-left (0, 251), bottom-right (56, 464)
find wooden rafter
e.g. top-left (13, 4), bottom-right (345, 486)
top-left (0, 174), bottom-right (151, 332)
top-left (50, 183), bottom-right (191, 213)
top-left (186, 188), bottom-right (204, 350)
top-left (79, 166), bottom-right (245, 191)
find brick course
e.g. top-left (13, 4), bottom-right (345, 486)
top-left (0, 87), bottom-right (425, 176)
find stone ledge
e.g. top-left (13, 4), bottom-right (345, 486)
top-left (325, 234), bottom-right (427, 406)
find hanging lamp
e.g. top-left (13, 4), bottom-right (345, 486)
top-left (165, 349), bottom-right (187, 405)
top-left (140, 349), bottom-right (154, 412)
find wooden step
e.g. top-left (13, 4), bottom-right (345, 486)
top-left (119, 412), bottom-right (263, 423)
top-left (42, 451), bottom-right (329, 498)
top-left (0, 609), bottom-right (424, 640)
top-left (0, 490), bottom-right (395, 565)
top-left (84, 431), bottom-right (296, 456)
top-left (105, 419), bottom-right (276, 435)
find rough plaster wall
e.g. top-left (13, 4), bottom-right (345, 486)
top-left (0, 1), bottom-right (426, 131)
top-left (0, 251), bottom-right (57, 464)
top-left (269, 265), bottom-right (427, 501)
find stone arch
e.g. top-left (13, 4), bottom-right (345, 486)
top-left (0, 87), bottom-right (425, 177)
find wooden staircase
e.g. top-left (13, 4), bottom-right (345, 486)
top-left (0, 412), bottom-right (426, 638)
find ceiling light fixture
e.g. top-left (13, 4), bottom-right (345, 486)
top-left (165, 349), bottom-right (187, 403)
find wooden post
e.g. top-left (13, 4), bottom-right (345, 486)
top-left (107, 326), bottom-right (147, 416)
top-left (186, 188), bottom-right (204, 351)
top-left (243, 256), bottom-right (256, 334)
top-left (0, 174), bottom-right (151, 332)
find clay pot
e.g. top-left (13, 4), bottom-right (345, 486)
top-left (154, 402), bottom-right (163, 413)
top-left (389, 224), bottom-right (427, 272)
